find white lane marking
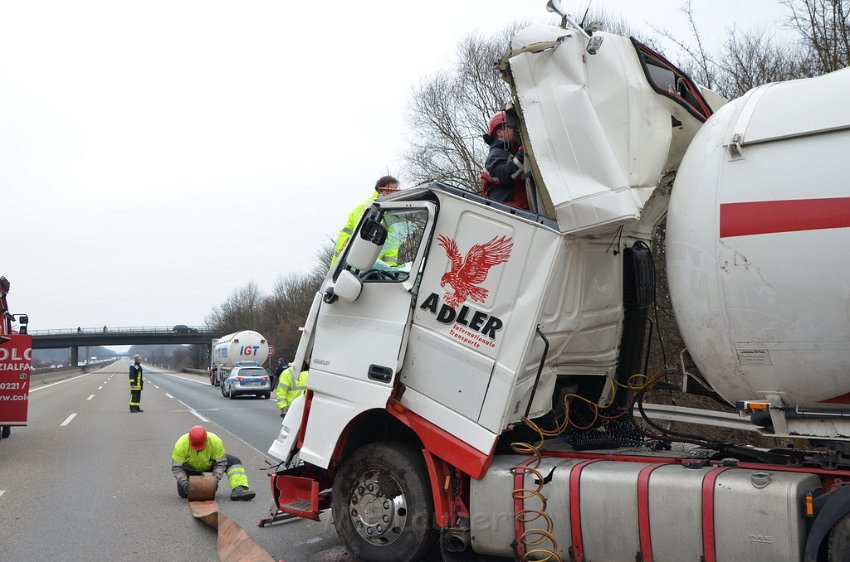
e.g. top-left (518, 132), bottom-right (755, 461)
top-left (150, 371), bottom-right (209, 386)
top-left (0, 490), bottom-right (5, 497)
top-left (60, 413), bottom-right (77, 426)
top-left (98, 386), bottom-right (103, 390)
top-left (166, 393), bottom-right (174, 399)
top-left (87, 395), bottom-right (94, 401)
top-left (177, 400), bottom-right (191, 409)
top-left (154, 385), bottom-right (159, 389)
top-left (31, 373), bottom-right (92, 393)
top-left (190, 410), bottom-right (210, 423)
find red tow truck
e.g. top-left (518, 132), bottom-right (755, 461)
top-left (0, 276), bottom-right (32, 441)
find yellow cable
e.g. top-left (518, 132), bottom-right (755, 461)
top-left (504, 362), bottom-right (677, 562)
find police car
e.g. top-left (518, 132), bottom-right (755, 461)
top-left (221, 362), bottom-right (271, 399)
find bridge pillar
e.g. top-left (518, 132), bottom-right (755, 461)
top-left (193, 344), bottom-right (211, 369)
top-left (71, 346), bottom-right (79, 367)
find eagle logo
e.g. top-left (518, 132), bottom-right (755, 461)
top-left (437, 234), bottom-right (513, 309)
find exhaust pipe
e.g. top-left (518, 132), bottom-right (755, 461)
top-left (444, 528), bottom-right (471, 553)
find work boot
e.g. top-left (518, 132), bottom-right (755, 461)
top-left (230, 486), bottom-right (256, 501)
top-left (136, 408), bottom-right (144, 412)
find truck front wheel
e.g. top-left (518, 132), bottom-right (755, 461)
top-left (0, 425), bottom-right (8, 438)
top-left (332, 442), bottom-right (436, 561)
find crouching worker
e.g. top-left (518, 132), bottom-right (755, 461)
top-left (171, 425), bottom-right (256, 501)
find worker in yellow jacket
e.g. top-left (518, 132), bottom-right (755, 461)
top-left (171, 425), bottom-right (255, 501)
top-left (330, 175), bottom-right (399, 267)
top-left (276, 365), bottom-right (309, 418)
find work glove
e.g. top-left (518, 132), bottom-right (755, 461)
top-left (178, 479), bottom-right (189, 497)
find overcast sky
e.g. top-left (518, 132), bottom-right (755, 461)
top-left (1, 0), bottom-right (789, 331)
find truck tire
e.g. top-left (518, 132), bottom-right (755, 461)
top-left (332, 442), bottom-right (436, 561)
top-left (828, 513), bottom-right (850, 562)
top-left (0, 426), bottom-right (7, 439)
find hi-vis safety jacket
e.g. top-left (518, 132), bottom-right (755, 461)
top-left (171, 431), bottom-right (227, 480)
top-left (330, 192), bottom-right (405, 269)
top-left (331, 192), bottom-right (378, 267)
top-left (276, 368), bottom-right (309, 412)
top-left (129, 364), bottom-right (143, 391)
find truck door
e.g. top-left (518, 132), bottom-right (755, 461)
top-left (310, 201), bottom-right (436, 402)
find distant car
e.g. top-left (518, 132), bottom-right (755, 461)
top-left (172, 324), bottom-right (199, 333)
top-left (221, 365), bottom-right (271, 399)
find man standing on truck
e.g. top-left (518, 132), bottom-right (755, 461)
top-left (171, 425), bottom-right (256, 501)
top-left (129, 354), bottom-right (143, 413)
top-left (276, 364), bottom-right (309, 418)
top-left (481, 109), bottom-right (529, 210)
top-left (330, 175), bottom-right (399, 267)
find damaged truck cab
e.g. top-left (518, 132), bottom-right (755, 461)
top-left (267, 9), bottom-right (850, 562)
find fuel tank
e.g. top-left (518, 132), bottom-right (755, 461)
top-left (667, 67), bottom-right (850, 409)
top-left (471, 455), bottom-right (817, 561)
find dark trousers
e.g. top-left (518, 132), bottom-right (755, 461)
top-left (129, 389), bottom-right (142, 411)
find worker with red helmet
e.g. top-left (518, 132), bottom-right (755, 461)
top-left (481, 109), bottom-right (529, 210)
top-left (171, 425), bottom-right (256, 501)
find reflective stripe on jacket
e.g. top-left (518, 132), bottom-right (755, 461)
top-left (129, 364), bottom-right (143, 390)
top-left (275, 368), bottom-right (309, 411)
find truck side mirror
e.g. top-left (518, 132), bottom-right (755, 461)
top-left (347, 216), bottom-right (387, 271)
top-left (324, 270), bottom-right (363, 304)
top-left (15, 314), bottom-right (28, 335)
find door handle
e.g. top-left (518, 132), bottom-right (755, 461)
top-left (367, 364), bottom-right (393, 383)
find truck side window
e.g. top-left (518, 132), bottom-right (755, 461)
top-left (359, 208), bottom-right (428, 283)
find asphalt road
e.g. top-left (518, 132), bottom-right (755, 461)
top-left (0, 359), bottom-right (354, 562)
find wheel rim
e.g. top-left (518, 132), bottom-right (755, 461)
top-left (347, 469), bottom-right (408, 546)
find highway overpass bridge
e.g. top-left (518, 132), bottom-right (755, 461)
top-left (29, 326), bottom-right (225, 366)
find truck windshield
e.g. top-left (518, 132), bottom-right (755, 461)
top-left (361, 207), bottom-right (429, 283)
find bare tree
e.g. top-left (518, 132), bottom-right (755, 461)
top-left (204, 241), bottom-right (333, 365)
top-left (662, 0), bottom-right (845, 100)
top-left (784, 0), bottom-right (850, 73)
top-left (403, 25), bottom-right (522, 191)
top-left (713, 32), bottom-right (819, 98)
top-left (206, 281), bottom-right (265, 334)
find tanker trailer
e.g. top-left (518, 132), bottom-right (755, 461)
top-left (208, 330), bottom-right (269, 386)
top-left (667, 65), bottom-right (850, 445)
